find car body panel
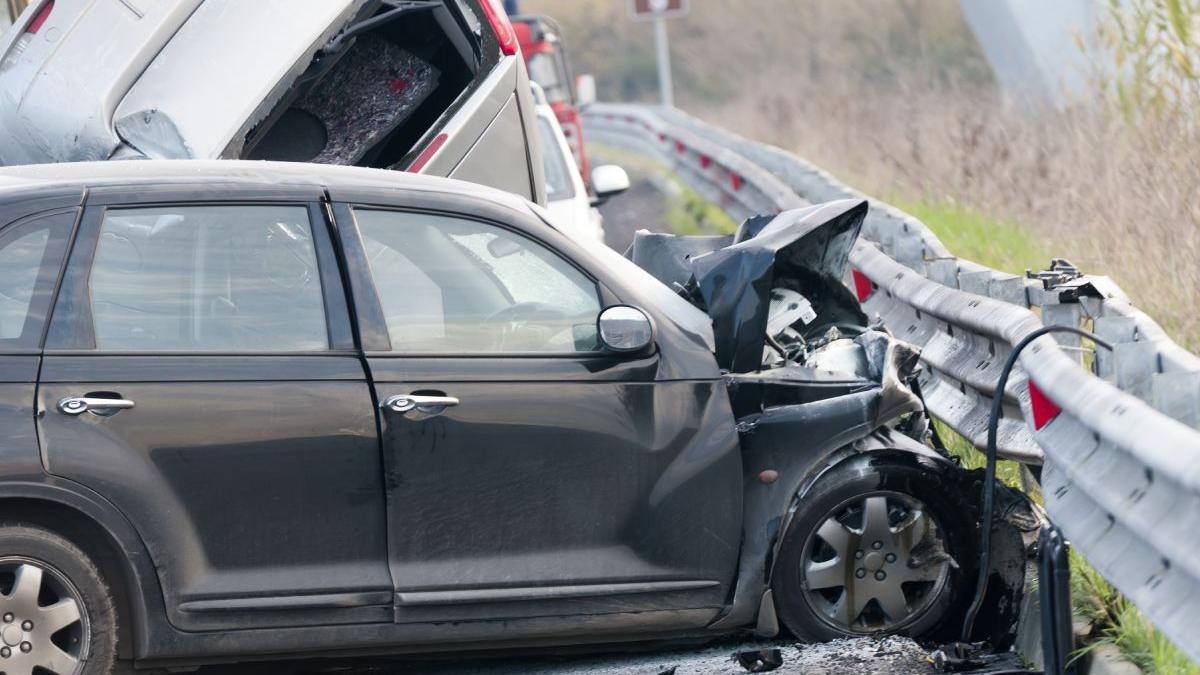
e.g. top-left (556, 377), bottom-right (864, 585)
top-left (0, 0), bottom-right (548, 204)
top-left (0, 0), bottom-right (206, 165)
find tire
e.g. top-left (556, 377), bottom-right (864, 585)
top-left (0, 523), bottom-right (118, 675)
top-left (771, 454), bottom-right (977, 642)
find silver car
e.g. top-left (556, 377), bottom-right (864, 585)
top-left (0, 0), bottom-right (546, 203)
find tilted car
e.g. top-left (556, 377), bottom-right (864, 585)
top-left (0, 161), bottom-right (1025, 673)
top-left (0, 0), bottom-right (546, 204)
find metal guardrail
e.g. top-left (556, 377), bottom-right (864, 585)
top-left (585, 102), bottom-right (1200, 661)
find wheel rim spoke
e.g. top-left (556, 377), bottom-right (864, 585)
top-left (8, 563), bottom-right (43, 610)
top-left (815, 517), bottom-right (856, 554)
top-left (40, 597), bottom-right (82, 633)
top-left (831, 587), bottom-right (870, 626)
top-left (805, 557), bottom-right (846, 591)
top-left (873, 580), bottom-right (910, 622)
top-left (859, 496), bottom-right (892, 541)
top-left (38, 643), bottom-right (80, 675)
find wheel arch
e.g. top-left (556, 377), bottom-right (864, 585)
top-left (0, 480), bottom-right (166, 660)
top-left (709, 388), bottom-right (961, 633)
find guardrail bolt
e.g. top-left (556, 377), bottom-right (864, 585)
top-left (871, 541), bottom-right (883, 550)
top-left (1, 646), bottom-right (10, 658)
top-left (20, 620), bottom-right (31, 631)
top-left (855, 550), bottom-right (864, 560)
top-left (885, 553), bottom-right (896, 563)
top-left (1, 613), bottom-right (10, 623)
top-left (19, 642), bottom-right (30, 654)
top-left (875, 571), bottom-right (887, 581)
top-left (855, 568), bottom-right (866, 579)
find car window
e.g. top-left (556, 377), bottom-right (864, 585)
top-left (537, 116), bottom-right (576, 202)
top-left (0, 211), bottom-right (73, 349)
top-left (88, 205), bottom-right (328, 352)
top-left (355, 209), bottom-right (601, 354)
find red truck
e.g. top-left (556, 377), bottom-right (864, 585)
top-left (511, 14), bottom-right (592, 186)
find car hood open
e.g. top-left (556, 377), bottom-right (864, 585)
top-left (627, 199), bottom-right (869, 373)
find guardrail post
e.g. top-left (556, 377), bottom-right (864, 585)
top-left (926, 257), bottom-right (960, 289)
top-left (1042, 303), bottom-right (1085, 362)
top-left (1093, 316), bottom-right (1137, 382)
top-left (1151, 371), bottom-right (1200, 428)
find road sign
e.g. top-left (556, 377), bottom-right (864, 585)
top-left (629, 0), bottom-right (688, 22)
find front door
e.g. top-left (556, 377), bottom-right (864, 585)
top-left (337, 204), bottom-right (741, 627)
top-left (37, 196), bottom-right (392, 631)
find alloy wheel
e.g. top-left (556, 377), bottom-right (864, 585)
top-left (800, 491), bottom-right (951, 634)
top-left (0, 557), bottom-right (89, 675)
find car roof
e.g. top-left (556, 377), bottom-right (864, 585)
top-left (0, 160), bottom-right (538, 214)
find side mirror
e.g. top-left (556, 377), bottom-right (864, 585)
top-left (597, 306), bottom-right (654, 353)
top-left (576, 74), bottom-right (597, 107)
top-left (589, 164), bottom-right (630, 206)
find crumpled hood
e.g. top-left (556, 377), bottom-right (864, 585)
top-left (628, 199), bottom-right (869, 373)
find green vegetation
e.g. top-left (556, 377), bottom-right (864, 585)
top-left (890, 197), bottom-right (1052, 275)
top-left (933, 421), bottom-right (1026, 491)
top-left (1073, 548), bottom-right (1200, 674)
top-left (1095, 0), bottom-right (1200, 122)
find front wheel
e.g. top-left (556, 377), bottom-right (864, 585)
top-left (0, 524), bottom-right (117, 675)
top-left (771, 456), bottom-right (976, 642)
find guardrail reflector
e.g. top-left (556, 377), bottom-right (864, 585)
top-left (851, 269), bottom-right (874, 302)
top-left (700, 155), bottom-right (711, 169)
top-left (1029, 380), bottom-right (1062, 430)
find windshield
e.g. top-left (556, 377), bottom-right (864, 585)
top-left (537, 116), bottom-right (576, 201)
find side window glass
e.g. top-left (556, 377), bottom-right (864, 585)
top-left (0, 211), bottom-right (73, 349)
top-left (89, 205), bottom-right (328, 352)
top-left (355, 209), bottom-right (601, 354)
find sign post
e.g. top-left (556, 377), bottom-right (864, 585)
top-left (630, 0), bottom-right (688, 108)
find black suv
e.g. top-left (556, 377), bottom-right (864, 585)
top-left (0, 161), bottom-right (1019, 673)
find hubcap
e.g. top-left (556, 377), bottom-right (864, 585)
top-left (800, 492), bottom-right (951, 634)
top-left (0, 557), bottom-right (88, 675)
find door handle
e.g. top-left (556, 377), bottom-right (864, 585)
top-left (57, 396), bottom-right (136, 416)
top-left (382, 394), bottom-right (459, 416)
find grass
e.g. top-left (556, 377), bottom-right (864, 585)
top-left (1072, 548), bottom-right (1200, 674)
top-left (889, 196), bottom-right (1053, 276)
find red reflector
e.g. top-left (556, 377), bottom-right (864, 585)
top-left (1029, 380), bottom-right (1062, 430)
top-left (675, 141), bottom-right (686, 154)
top-left (26, 0), bottom-right (54, 34)
top-left (700, 155), bottom-right (712, 169)
top-left (405, 133), bottom-right (448, 173)
top-left (730, 173), bottom-right (742, 191)
top-left (659, 133), bottom-right (667, 142)
top-left (851, 269), bottom-right (874, 303)
top-left (479, 0), bottom-right (519, 56)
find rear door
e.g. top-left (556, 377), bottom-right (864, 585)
top-left (36, 187), bottom-right (392, 632)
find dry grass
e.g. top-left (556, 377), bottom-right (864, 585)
top-left (700, 85), bottom-right (1200, 349)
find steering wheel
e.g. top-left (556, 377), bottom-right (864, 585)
top-left (482, 302), bottom-right (568, 351)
